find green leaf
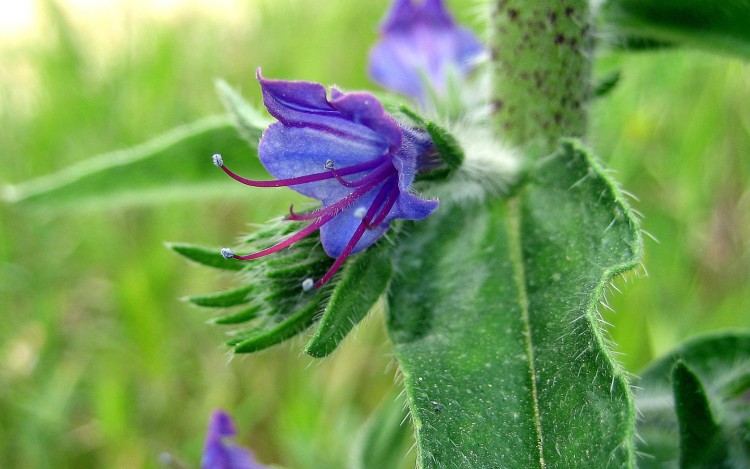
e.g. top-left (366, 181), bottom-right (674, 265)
top-left (602, 0), bottom-right (750, 59)
top-left (167, 243), bottom-right (246, 271)
top-left (635, 331), bottom-right (750, 468)
top-left (2, 116), bottom-right (266, 209)
top-left (671, 361), bottom-right (730, 469)
top-left (215, 79), bottom-right (273, 145)
top-left (594, 70), bottom-right (622, 98)
top-left (611, 35), bottom-right (674, 52)
top-left (305, 241), bottom-right (393, 358)
top-left (350, 390), bottom-right (414, 469)
top-left (387, 140), bottom-right (641, 467)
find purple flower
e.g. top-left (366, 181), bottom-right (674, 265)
top-left (201, 410), bottom-right (267, 469)
top-left (214, 70), bottom-right (438, 289)
top-left (368, 0), bottom-right (484, 103)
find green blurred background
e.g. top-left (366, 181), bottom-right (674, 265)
top-left (0, 0), bottom-right (747, 467)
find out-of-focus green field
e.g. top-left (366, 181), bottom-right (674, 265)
top-left (0, 0), bottom-right (747, 467)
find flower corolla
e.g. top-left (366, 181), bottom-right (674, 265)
top-left (368, 0), bottom-right (484, 103)
top-left (215, 71), bottom-right (439, 288)
top-left (201, 410), bottom-right (267, 469)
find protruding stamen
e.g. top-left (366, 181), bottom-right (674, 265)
top-left (330, 160), bottom-right (394, 188)
top-left (313, 180), bottom-right (394, 288)
top-left (367, 178), bottom-right (399, 229)
top-left (216, 156), bottom-right (388, 188)
top-left (217, 154), bottom-right (402, 289)
top-left (285, 168), bottom-right (396, 221)
top-left (231, 211), bottom-right (337, 261)
top-left (287, 204), bottom-right (309, 220)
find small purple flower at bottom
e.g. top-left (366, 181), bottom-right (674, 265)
top-left (215, 70), bottom-right (439, 289)
top-left (368, 0), bottom-right (484, 103)
top-left (201, 410), bottom-right (267, 469)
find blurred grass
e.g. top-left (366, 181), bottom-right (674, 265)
top-left (591, 51), bottom-right (750, 370)
top-left (0, 0), bottom-right (748, 468)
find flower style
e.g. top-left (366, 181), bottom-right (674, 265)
top-left (368, 0), bottom-right (484, 103)
top-left (215, 70), bottom-right (439, 289)
top-left (201, 410), bottom-right (267, 469)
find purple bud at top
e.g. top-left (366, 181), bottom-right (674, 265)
top-left (201, 410), bottom-right (267, 469)
top-left (368, 0), bottom-right (484, 103)
top-left (214, 70), bottom-right (439, 289)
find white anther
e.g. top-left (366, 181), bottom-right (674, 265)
top-left (220, 248), bottom-right (234, 259)
top-left (302, 278), bottom-right (314, 291)
top-left (354, 207), bottom-right (367, 219)
top-left (212, 153), bottom-right (224, 167)
top-left (324, 159), bottom-right (335, 170)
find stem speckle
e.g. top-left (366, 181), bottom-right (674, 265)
top-left (490, 1), bottom-right (593, 153)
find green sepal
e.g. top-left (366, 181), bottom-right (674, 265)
top-left (187, 284), bottom-right (255, 308)
top-left (176, 213), bottom-right (395, 355)
top-left (172, 216), bottom-right (329, 352)
top-left (672, 361), bottom-right (729, 469)
top-left (223, 221), bottom-right (332, 352)
top-left (168, 243), bottom-right (246, 271)
top-left (215, 79), bottom-right (272, 146)
top-left (423, 120), bottom-right (463, 171)
top-left (305, 240), bottom-right (394, 358)
top-left (212, 305), bottom-right (263, 325)
top-left (265, 258), bottom-right (333, 280)
top-left (396, 105), bottom-right (464, 181)
top-left (230, 289), bottom-right (327, 353)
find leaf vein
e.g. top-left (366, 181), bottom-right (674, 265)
top-left (508, 197), bottom-right (546, 469)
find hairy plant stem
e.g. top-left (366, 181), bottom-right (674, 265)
top-left (490, 1), bottom-right (593, 154)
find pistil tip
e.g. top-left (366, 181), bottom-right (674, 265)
top-left (220, 247), bottom-right (234, 259)
top-left (302, 278), bottom-right (314, 291)
top-left (212, 153), bottom-right (224, 167)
